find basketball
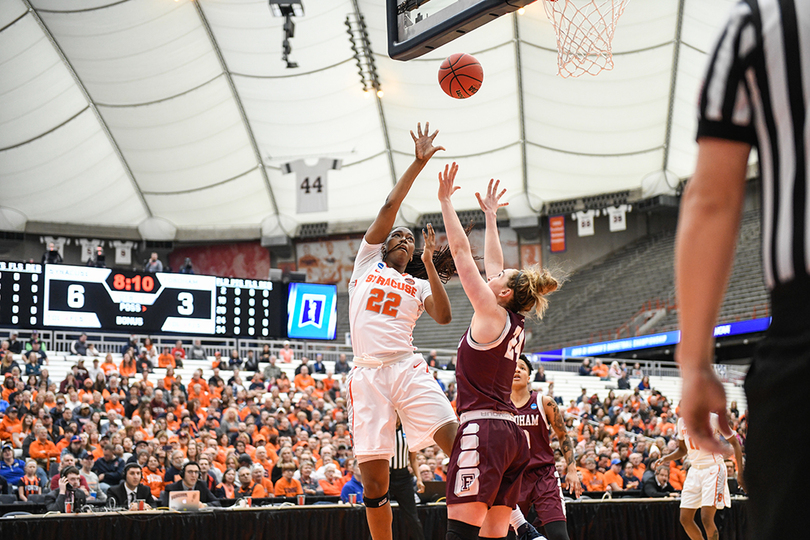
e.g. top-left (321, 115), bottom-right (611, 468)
top-left (438, 53), bottom-right (484, 99)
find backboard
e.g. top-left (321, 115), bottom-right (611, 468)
top-left (387, 0), bottom-right (538, 61)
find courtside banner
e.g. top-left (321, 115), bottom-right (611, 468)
top-left (549, 215), bottom-right (566, 253)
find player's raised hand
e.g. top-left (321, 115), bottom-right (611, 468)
top-left (437, 162), bottom-right (460, 202)
top-left (421, 223), bottom-right (436, 265)
top-left (475, 179), bottom-right (508, 215)
top-left (411, 122), bottom-right (445, 162)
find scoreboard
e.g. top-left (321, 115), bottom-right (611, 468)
top-left (0, 262), bottom-right (291, 338)
top-left (0, 261), bottom-right (42, 328)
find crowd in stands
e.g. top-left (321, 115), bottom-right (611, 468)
top-left (0, 332), bottom-right (746, 512)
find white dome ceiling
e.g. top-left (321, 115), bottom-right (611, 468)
top-left (0, 0), bottom-right (739, 241)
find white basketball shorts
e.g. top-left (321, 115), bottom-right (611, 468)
top-left (347, 353), bottom-right (457, 464)
top-left (680, 463), bottom-right (731, 509)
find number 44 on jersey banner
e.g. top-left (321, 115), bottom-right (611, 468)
top-left (282, 158), bottom-right (342, 214)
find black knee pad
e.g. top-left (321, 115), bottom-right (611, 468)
top-left (446, 519), bottom-right (481, 540)
top-left (363, 492), bottom-right (389, 508)
top-left (543, 520), bottom-right (569, 540)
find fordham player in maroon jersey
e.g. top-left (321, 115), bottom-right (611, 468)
top-left (511, 355), bottom-right (581, 540)
top-left (438, 165), bottom-right (560, 540)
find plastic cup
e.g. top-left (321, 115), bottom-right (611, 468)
top-left (297, 494), bottom-right (305, 506)
top-left (245, 497), bottom-right (252, 508)
top-left (137, 499), bottom-right (145, 511)
top-left (349, 493), bottom-right (357, 505)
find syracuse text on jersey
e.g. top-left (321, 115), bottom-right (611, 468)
top-left (364, 273), bottom-right (419, 298)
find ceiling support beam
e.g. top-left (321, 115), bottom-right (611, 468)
top-left (513, 13), bottom-right (541, 213)
top-left (24, 1), bottom-right (152, 218)
top-left (192, 1), bottom-right (280, 216)
top-left (662, 0), bottom-right (687, 173)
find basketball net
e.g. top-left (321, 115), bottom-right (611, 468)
top-left (543, 0), bottom-right (630, 78)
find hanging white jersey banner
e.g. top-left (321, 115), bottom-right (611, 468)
top-left (574, 210), bottom-right (596, 237)
top-left (283, 158), bottom-right (343, 214)
top-left (78, 239), bottom-right (104, 262)
top-left (113, 241), bottom-right (135, 265)
top-left (40, 236), bottom-right (68, 258)
top-left (606, 205), bottom-right (629, 232)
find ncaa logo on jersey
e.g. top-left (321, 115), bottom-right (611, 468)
top-left (405, 277), bottom-right (415, 285)
top-left (299, 293), bottom-right (326, 328)
top-left (531, 403), bottom-right (538, 409)
top-left (377, 262), bottom-right (385, 270)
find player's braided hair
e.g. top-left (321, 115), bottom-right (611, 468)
top-left (387, 222), bottom-right (477, 284)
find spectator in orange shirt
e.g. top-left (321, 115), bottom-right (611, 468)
top-left (604, 459), bottom-right (626, 491)
top-left (105, 393), bottom-right (125, 417)
top-left (317, 463), bottom-right (346, 496)
top-left (579, 457), bottom-right (607, 492)
top-left (189, 370), bottom-right (209, 394)
top-left (629, 452), bottom-right (646, 480)
top-left (236, 466), bottom-right (267, 498)
top-left (100, 353), bottom-right (118, 376)
top-left (119, 353), bottom-right (137, 379)
top-left (142, 455), bottom-right (165, 498)
top-left (293, 366), bottom-right (315, 391)
top-left (274, 462), bottom-right (303, 497)
top-left (163, 367), bottom-right (177, 391)
top-left (158, 348), bottom-right (175, 369)
top-left (591, 359), bottom-right (609, 379)
top-left (29, 426), bottom-right (59, 469)
top-left (0, 407), bottom-right (22, 446)
top-left (252, 464), bottom-right (274, 494)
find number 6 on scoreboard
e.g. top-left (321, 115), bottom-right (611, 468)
top-left (177, 292), bottom-right (194, 315)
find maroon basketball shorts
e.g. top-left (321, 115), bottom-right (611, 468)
top-left (518, 464), bottom-right (567, 525)
top-left (446, 414), bottom-right (529, 507)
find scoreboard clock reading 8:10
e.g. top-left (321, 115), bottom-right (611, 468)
top-left (215, 278), bottom-right (285, 338)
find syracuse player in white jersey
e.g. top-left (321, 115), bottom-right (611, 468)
top-left (347, 122), bottom-right (459, 540)
top-left (655, 411), bottom-right (744, 540)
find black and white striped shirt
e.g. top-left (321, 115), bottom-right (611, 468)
top-left (698, 0), bottom-right (810, 291)
top-left (390, 425), bottom-right (410, 471)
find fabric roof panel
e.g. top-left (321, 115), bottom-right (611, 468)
top-left (38, 1), bottom-right (222, 105)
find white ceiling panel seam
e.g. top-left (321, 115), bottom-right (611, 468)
top-left (0, 105), bottom-right (87, 152)
top-left (141, 166), bottom-right (258, 196)
top-left (192, 0), bottom-right (278, 216)
top-left (23, 0), bottom-right (151, 217)
top-left (34, 0), bottom-right (132, 15)
top-left (92, 74), bottom-right (222, 108)
top-left (0, 10), bottom-right (28, 34)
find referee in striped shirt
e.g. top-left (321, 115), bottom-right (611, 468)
top-left (675, 1), bottom-right (808, 537)
top-left (390, 417), bottom-right (425, 540)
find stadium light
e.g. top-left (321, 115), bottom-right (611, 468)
top-left (269, 1), bottom-right (304, 68)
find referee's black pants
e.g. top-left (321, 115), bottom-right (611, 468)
top-left (389, 468), bottom-right (425, 540)
top-left (744, 280), bottom-right (810, 539)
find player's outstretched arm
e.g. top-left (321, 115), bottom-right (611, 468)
top-left (726, 433), bottom-right (745, 492)
top-left (475, 179), bottom-right (508, 279)
top-left (365, 122), bottom-right (445, 245)
top-left (654, 438), bottom-right (687, 469)
top-left (422, 223), bottom-right (452, 325)
top-left (544, 395), bottom-right (581, 499)
top-left (438, 163), bottom-right (501, 328)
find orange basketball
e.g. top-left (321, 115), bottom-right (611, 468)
top-left (438, 53), bottom-right (484, 99)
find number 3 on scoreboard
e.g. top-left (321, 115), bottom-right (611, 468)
top-left (177, 292), bottom-right (194, 316)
